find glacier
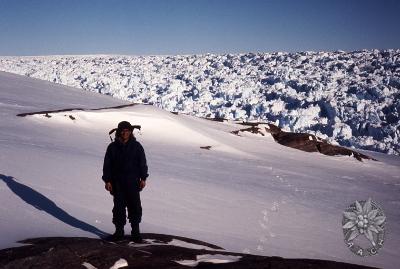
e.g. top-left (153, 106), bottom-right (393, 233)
top-left (0, 49), bottom-right (399, 155)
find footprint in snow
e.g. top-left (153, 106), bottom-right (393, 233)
top-left (270, 202), bottom-right (279, 212)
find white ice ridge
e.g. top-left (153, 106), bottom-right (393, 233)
top-left (109, 258), bottom-right (128, 269)
top-left (82, 262), bottom-right (97, 269)
top-left (175, 254), bottom-right (242, 267)
top-left (168, 239), bottom-right (221, 251)
top-left (0, 49), bottom-right (398, 155)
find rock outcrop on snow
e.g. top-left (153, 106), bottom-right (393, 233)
top-left (231, 122), bottom-right (375, 161)
top-left (0, 235), bottom-right (377, 269)
top-left (0, 49), bottom-right (399, 155)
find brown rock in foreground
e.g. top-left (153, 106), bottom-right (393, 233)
top-left (0, 234), bottom-right (376, 269)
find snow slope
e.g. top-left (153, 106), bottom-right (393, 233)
top-left (0, 71), bottom-right (399, 269)
top-left (0, 49), bottom-right (399, 156)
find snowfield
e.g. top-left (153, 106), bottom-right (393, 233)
top-left (0, 49), bottom-right (399, 156)
top-left (0, 71), bottom-right (399, 269)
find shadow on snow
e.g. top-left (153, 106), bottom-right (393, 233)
top-left (0, 174), bottom-right (107, 238)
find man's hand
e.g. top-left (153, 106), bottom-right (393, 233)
top-left (139, 180), bottom-right (146, 190)
top-left (105, 182), bottom-right (113, 192)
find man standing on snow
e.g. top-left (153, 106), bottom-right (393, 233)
top-left (102, 121), bottom-right (148, 242)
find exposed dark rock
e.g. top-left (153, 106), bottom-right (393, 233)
top-left (0, 235), bottom-right (376, 269)
top-left (231, 126), bottom-right (265, 136)
top-left (272, 131), bottom-right (320, 153)
top-left (232, 122), bottom-right (376, 162)
top-left (203, 117), bottom-right (226, 122)
top-left (17, 103), bottom-right (138, 117)
top-left (200, 146), bottom-right (212, 150)
top-left (269, 125), bottom-right (376, 161)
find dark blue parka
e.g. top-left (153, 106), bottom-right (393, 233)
top-left (102, 137), bottom-right (148, 190)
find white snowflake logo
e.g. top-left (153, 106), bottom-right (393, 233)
top-left (342, 198), bottom-right (386, 256)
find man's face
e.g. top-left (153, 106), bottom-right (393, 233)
top-left (120, 128), bottom-right (132, 141)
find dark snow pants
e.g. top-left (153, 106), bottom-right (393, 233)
top-left (112, 180), bottom-right (142, 227)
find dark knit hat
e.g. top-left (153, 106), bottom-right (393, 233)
top-left (117, 121), bottom-right (133, 131)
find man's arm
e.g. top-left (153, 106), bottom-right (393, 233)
top-left (102, 144), bottom-right (113, 192)
top-left (138, 143), bottom-right (149, 181)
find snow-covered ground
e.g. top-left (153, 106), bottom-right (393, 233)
top-left (0, 49), bottom-right (399, 155)
top-left (0, 71), bottom-right (399, 269)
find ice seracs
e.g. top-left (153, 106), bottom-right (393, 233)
top-left (0, 49), bottom-right (398, 154)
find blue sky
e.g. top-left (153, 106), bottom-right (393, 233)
top-left (0, 0), bottom-right (399, 55)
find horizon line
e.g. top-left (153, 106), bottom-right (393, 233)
top-left (1, 47), bottom-right (399, 58)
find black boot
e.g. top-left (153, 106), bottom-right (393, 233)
top-left (106, 226), bottom-right (124, 241)
top-left (131, 223), bottom-right (143, 243)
